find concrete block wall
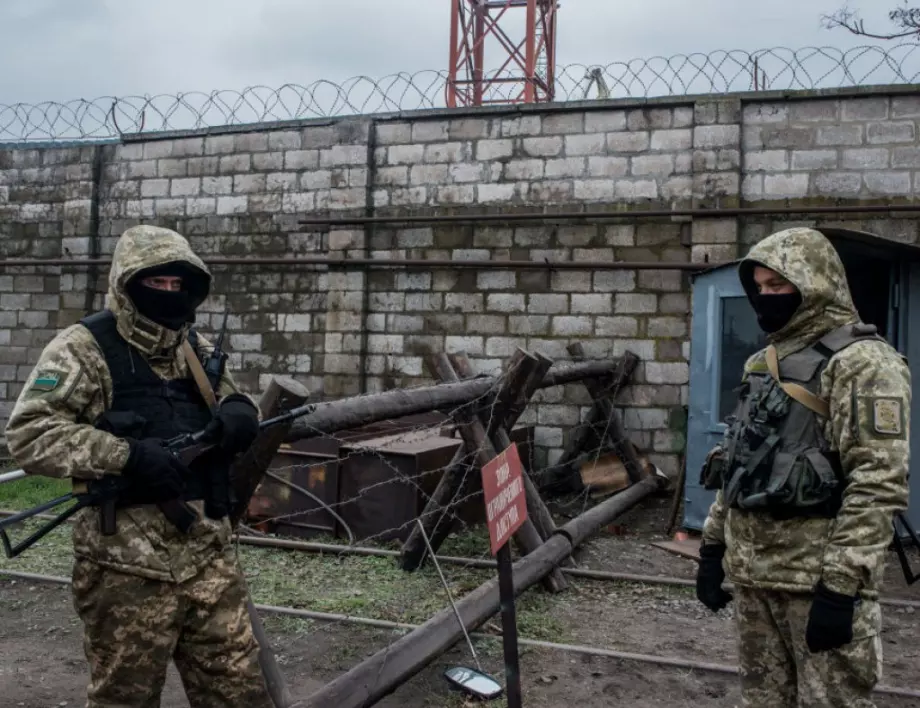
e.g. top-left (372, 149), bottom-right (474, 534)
top-left (2, 85), bottom-right (920, 474)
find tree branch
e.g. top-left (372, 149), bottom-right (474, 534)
top-left (822, 2), bottom-right (920, 41)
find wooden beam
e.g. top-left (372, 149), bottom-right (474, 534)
top-left (448, 351), bottom-right (562, 550)
top-left (229, 375), bottom-right (310, 708)
top-left (285, 358), bottom-right (632, 443)
top-left (567, 343), bottom-right (644, 484)
top-left (431, 353), bottom-right (568, 593)
top-left (400, 349), bottom-right (533, 571)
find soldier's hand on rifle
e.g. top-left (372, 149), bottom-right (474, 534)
top-left (122, 438), bottom-right (189, 502)
top-left (205, 393), bottom-right (260, 456)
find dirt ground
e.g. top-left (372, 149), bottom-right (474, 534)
top-left (4, 494), bottom-right (920, 707)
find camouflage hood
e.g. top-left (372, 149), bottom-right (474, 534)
top-left (738, 227), bottom-right (859, 358)
top-left (105, 225), bottom-right (211, 355)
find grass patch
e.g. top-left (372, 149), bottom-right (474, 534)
top-left (438, 524), bottom-right (493, 559)
top-left (0, 509), bottom-right (572, 647)
top-left (240, 543), bottom-right (494, 625)
top-left (0, 474), bottom-right (70, 511)
top-left (239, 529), bottom-right (571, 644)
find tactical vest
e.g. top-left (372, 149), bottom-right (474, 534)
top-left (701, 322), bottom-right (887, 519)
top-left (80, 310), bottom-right (217, 501)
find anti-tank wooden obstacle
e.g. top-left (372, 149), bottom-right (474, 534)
top-left (545, 342), bottom-right (645, 495)
top-left (400, 347), bottom-right (640, 574)
top-left (424, 349), bottom-right (568, 593)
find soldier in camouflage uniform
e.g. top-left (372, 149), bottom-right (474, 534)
top-left (694, 227), bottom-right (912, 707)
top-left (5, 225), bottom-right (274, 707)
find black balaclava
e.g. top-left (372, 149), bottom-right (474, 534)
top-left (738, 260), bottom-right (803, 334)
top-left (748, 291), bottom-right (803, 333)
top-left (125, 262), bottom-right (209, 331)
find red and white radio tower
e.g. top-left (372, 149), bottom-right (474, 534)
top-left (446, 0), bottom-right (559, 108)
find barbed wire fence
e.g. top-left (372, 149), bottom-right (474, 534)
top-left (243, 350), bottom-right (646, 549)
top-left (2, 44), bottom-right (918, 143)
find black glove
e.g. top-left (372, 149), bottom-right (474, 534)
top-left (806, 581), bottom-right (857, 652)
top-left (121, 438), bottom-right (189, 503)
top-left (696, 543), bottom-right (733, 612)
top-left (206, 393), bottom-right (260, 456)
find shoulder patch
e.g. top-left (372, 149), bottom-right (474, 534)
top-left (23, 368), bottom-right (76, 402)
top-left (29, 370), bottom-right (66, 393)
top-left (871, 397), bottom-right (905, 437)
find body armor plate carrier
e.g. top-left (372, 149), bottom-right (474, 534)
top-left (700, 322), bottom-right (886, 519)
top-left (80, 309), bottom-right (218, 503)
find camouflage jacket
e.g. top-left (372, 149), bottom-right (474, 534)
top-left (5, 226), bottom-right (252, 583)
top-left (701, 227), bottom-right (911, 600)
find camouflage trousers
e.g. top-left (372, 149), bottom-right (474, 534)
top-left (71, 550), bottom-right (274, 708)
top-left (734, 585), bottom-right (882, 708)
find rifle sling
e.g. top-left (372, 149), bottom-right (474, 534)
top-left (181, 338), bottom-right (219, 412)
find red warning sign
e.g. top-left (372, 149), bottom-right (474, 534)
top-left (481, 442), bottom-right (528, 556)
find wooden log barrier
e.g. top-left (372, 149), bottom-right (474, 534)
top-left (284, 358), bottom-right (635, 444)
top-left (300, 474), bottom-right (666, 708)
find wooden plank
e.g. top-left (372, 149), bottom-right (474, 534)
top-left (650, 538), bottom-right (702, 562)
top-left (230, 376), bottom-right (311, 528)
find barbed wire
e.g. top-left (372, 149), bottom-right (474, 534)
top-left (1, 44), bottom-right (917, 143)
top-left (241, 354), bottom-right (647, 552)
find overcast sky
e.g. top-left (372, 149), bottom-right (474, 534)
top-left (0, 0), bottom-right (908, 105)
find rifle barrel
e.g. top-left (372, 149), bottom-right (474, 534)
top-left (259, 402), bottom-right (317, 429)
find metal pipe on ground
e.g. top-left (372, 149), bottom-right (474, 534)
top-left (0, 509), bottom-right (920, 609)
top-left (4, 509), bottom-right (920, 611)
top-left (2, 567), bottom-right (919, 701)
top-left (299, 474), bottom-right (665, 708)
top-left (232, 535), bottom-right (920, 611)
top-left (0, 470), bottom-right (25, 485)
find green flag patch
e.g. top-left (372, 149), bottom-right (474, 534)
top-left (31, 372), bottom-right (62, 391)
top-left (25, 370), bottom-right (69, 399)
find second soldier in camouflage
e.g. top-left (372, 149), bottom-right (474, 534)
top-left (695, 227), bottom-right (911, 708)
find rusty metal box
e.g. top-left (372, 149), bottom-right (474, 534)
top-left (247, 413), bottom-right (533, 544)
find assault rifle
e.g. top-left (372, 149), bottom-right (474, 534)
top-left (0, 400), bottom-right (316, 559)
